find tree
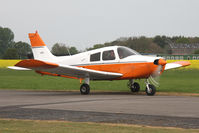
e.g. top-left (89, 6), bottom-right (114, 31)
top-left (3, 48), bottom-right (19, 59)
top-left (86, 36), bottom-right (165, 54)
top-left (0, 27), bottom-right (14, 58)
top-left (87, 44), bottom-right (105, 51)
top-left (14, 41), bottom-right (32, 59)
top-left (153, 35), bottom-right (168, 48)
top-left (69, 47), bottom-right (78, 55)
top-left (51, 43), bottom-right (78, 56)
top-left (51, 43), bottom-right (68, 56)
top-left (189, 37), bottom-right (199, 43)
top-left (176, 37), bottom-right (190, 44)
top-left (124, 36), bottom-right (164, 54)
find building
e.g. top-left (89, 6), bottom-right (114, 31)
top-left (169, 43), bottom-right (199, 55)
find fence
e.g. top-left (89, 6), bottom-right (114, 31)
top-left (157, 55), bottom-right (199, 60)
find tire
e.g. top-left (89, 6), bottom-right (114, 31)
top-left (145, 84), bottom-right (156, 96)
top-left (130, 82), bottom-right (140, 92)
top-left (80, 83), bottom-right (90, 95)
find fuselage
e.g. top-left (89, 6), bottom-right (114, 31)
top-left (50, 46), bottom-right (165, 80)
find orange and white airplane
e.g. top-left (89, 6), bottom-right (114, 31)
top-left (9, 31), bottom-right (190, 96)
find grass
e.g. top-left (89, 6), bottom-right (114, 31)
top-left (0, 68), bottom-right (199, 93)
top-left (159, 69), bottom-right (199, 93)
top-left (0, 119), bottom-right (198, 133)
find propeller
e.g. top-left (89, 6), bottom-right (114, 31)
top-left (149, 59), bottom-right (167, 87)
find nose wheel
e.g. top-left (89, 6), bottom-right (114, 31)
top-left (145, 80), bottom-right (156, 96)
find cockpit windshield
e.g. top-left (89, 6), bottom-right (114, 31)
top-left (117, 46), bottom-right (140, 59)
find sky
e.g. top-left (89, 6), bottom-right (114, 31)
top-left (1, 0), bottom-right (199, 50)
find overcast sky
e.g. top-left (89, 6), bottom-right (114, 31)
top-left (1, 0), bottom-right (199, 50)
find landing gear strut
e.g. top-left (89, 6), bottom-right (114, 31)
top-left (145, 79), bottom-right (156, 96)
top-left (128, 79), bottom-right (140, 93)
top-left (80, 78), bottom-right (90, 95)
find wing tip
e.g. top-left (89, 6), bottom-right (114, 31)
top-left (174, 61), bottom-right (191, 67)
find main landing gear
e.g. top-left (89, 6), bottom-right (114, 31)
top-left (128, 79), bottom-right (140, 93)
top-left (128, 79), bottom-right (156, 96)
top-left (80, 78), bottom-right (90, 95)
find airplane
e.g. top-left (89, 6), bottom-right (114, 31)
top-left (9, 31), bottom-right (191, 96)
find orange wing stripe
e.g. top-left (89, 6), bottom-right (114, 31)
top-left (29, 31), bottom-right (46, 47)
top-left (36, 71), bottom-right (79, 79)
top-left (15, 59), bottom-right (58, 69)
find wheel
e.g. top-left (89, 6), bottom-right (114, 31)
top-left (145, 84), bottom-right (156, 96)
top-left (80, 83), bottom-right (90, 95)
top-left (130, 82), bottom-right (140, 92)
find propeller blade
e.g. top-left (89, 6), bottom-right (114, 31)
top-left (152, 65), bottom-right (162, 77)
top-left (150, 58), bottom-right (167, 87)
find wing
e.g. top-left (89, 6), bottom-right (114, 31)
top-left (165, 61), bottom-right (190, 70)
top-left (14, 59), bottom-right (123, 80)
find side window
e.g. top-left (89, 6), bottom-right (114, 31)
top-left (90, 52), bottom-right (101, 62)
top-left (102, 50), bottom-right (115, 61)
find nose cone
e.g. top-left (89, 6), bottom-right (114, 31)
top-left (154, 58), bottom-right (167, 66)
top-left (158, 58), bottom-right (167, 66)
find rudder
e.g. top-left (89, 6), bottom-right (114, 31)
top-left (29, 31), bottom-right (55, 61)
top-left (29, 31), bottom-right (46, 47)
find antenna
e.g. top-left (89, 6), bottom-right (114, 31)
top-left (66, 47), bottom-right (71, 56)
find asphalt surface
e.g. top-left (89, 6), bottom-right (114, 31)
top-left (0, 90), bottom-right (199, 129)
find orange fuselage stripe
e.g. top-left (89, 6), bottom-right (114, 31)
top-left (16, 59), bottom-right (165, 80)
top-left (35, 62), bottom-right (161, 80)
top-left (34, 62), bottom-right (164, 80)
top-left (79, 62), bottom-right (165, 79)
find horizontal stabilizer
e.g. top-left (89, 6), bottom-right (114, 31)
top-left (15, 59), bottom-right (58, 69)
top-left (165, 61), bottom-right (190, 70)
top-left (7, 66), bottom-right (31, 70)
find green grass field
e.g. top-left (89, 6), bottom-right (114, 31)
top-left (0, 119), bottom-right (198, 133)
top-left (0, 68), bottom-right (198, 93)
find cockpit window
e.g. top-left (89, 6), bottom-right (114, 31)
top-left (117, 47), bottom-right (140, 59)
top-left (90, 52), bottom-right (101, 62)
top-left (102, 50), bottom-right (115, 60)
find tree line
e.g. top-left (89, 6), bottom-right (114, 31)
top-left (0, 27), bottom-right (78, 59)
top-left (87, 36), bottom-right (199, 54)
top-left (1, 26), bottom-right (199, 59)
top-left (0, 27), bottom-right (32, 59)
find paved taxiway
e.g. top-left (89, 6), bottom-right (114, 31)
top-left (0, 90), bottom-right (199, 128)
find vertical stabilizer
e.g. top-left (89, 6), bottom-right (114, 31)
top-left (29, 31), bottom-right (55, 61)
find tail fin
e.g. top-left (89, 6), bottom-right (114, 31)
top-left (29, 31), bottom-right (55, 61)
